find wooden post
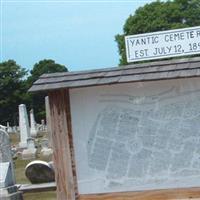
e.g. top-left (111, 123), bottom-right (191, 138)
top-left (48, 89), bottom-right (78, 200)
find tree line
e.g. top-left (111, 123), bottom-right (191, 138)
top-left (1, 0), bottom-right (200, 125)
top-left (0, 59), bottom-right (68, 125)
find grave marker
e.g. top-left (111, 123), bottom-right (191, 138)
top-left (19, 104), bottom-right (30, 148)
top-left (30, 109), bottom-right (38, 137)
top-left (21, 138), bottom-right (37, 160)
top-left (0, 129), bottom-right (23, 199)
top-left (0, 162), bottom-right (13, 188)
top-left (0, 129), bottom-right (15, 181)
top-left (6, 123), bottom-right (13, 134)
top-left (40, 138), bottom-right (53, 160)
top-left (45, 96), bottom-right (52, 147)
top-left (25, 160), bottom-right (55, 184)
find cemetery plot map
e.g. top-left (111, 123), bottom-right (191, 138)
top-left (70, 79), bottom-right (200, 194)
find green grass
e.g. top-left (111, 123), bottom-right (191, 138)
top-left (10, 133), bottom-right (56, 200)
top-left (14, 159), bottom-right (31, 183)
top-left (24, 192), bottom-right (56, 200)
top-left (9, 133), bottom-right (20, 145)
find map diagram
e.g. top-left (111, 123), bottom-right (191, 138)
top-left (86, 86), bottom-right (200, 192)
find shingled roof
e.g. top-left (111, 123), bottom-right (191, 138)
top-left (29, 57), bottom-right (200, 92)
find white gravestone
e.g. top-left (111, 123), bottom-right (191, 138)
top-left (40, 139), bottom-right (53, 160)
top-left (6, 123), bottom-right (13, 134)
top-left (45, 96), bottom-right (52, 147)
top-left (0, 129), bottom-right (23, 199)
top-left (22, 138), bottom-right (37, 160)
top-left (19, 104), bottom-right (30, 148)
top-left (0, 130), bottom-right (15, 183)
top-left (30, 109), bottom-right (38, 137)
top-left (0, 162), bottom-right (13, 188)
top-left (0, 125), bottom-right (7, 132)
top-left (41, 139), bottom-right (49, 149)
top-left (12, 126), bottom-right (17, 134)
top-left (27, 138), bottom-right (35, 149)
top-left (41, 119), bottom-right (46, 131)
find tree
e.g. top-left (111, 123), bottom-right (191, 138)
top-left (27, 59), bottom-right (68, 84)
top-left (27, 59), bottom-right (68, 122)
top-left (0, 59), bottom-right (68, 125)
top-left (115, 0), bottom-right (200, 65)
top-left (0, 60), bottom-right (27, 125)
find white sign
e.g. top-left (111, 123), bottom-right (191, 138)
top-left (70, 78), bottom-right (200, 194)
top-left (125, 26), bottom-right (200, 63)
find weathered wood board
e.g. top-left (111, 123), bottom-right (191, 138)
top-left (29, 57), bottom-right (200, 92)
top-left (79, 187), bottom-right (200, 200)
top-left (48, 90), bottom-right (78, 200)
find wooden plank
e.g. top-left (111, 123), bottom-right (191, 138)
top-left (36, 61), bottom-right (198, 85)
top-left (189, 61), bottom-right (200, 68)
top-left (29, 63), bottom-right (200, 93)
top-left (167, 70), bottom-right (181, 78)
top-left (196, 68), bottom-right (200, 75)
top-left (79, 187), bottom-right (200, 200)
top-left (33, 63), bottom-right (200, 88)
top-left (36, 72), bottom-right (107, 84)
top-left (97, 76), bottom-right (121, 84)
top-left (29, 58), bottom-right (200, 92)
top-left (29, 73), bottom-right (200, 93)
top-left (48, 89), bottom-right (78, 200)
top-left (40, 66), bottom-right (119, 78)
top-left (65, 90), bottom-right (79, 199)
top-left (104, 70), bottom-right (123, 77)
top-left (18, 182), bottom-right (56, 193)
top-left (40, 57), bottom-right (200, 79)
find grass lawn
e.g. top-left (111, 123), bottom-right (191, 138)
top-left (23, 192), bottom-right (56, 200)
top-left (11, 133), bottom-right (56, 200)
top-left (15, 159), bottom-right (30, 183)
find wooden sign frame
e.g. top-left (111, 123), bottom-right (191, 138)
top-left (28, 57), bottom-right (200, 200)
top-left (48, 88), bottom-right (200, 200)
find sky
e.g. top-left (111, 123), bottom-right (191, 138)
top-left (1, 0), bottom-right (155, 71)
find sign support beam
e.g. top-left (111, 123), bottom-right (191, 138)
top-left (49, 89), bottom-right (78, 200)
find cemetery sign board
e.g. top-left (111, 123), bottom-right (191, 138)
top-left (29, 57), bottom-right (200, 200)
top-left (125, 26), bottom-right (200, 63)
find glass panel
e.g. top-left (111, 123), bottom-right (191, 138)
top-left (70, 78), bottom-right (200, 194)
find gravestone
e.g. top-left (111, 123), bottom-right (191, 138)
top-left (25, 160), bottom-right (55, 184)
top-left (30, 109), bottom-right (38, 137)
top-left (21, 138), bottom-right (37, 160)
top-left (19, 104), bottom-right (30, 148)
top-left (0, 129), bottom-right (23, 199)
top-left (40, 139), bottom-right (53, 160)
top-left (0, 162), bottom-right (13, 188)
top-left (0, 124), bottom-right (7, 132)
top-left (41, 119), bottom-right (46, 131)
top-left (6, 123), bottom-right (13, 134)
top-left (12, 126), bottom-right (17, 134)
top-left (0, 129), bottom-right (15, 180)
top-left (45, 96), bottom-right (52, 147)
top-left (48, 161), bottom-right (54, 171)
top-left (27, 138), bottom-right (35, 149)
top-left (41, 138), bottom-right (49, 148)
